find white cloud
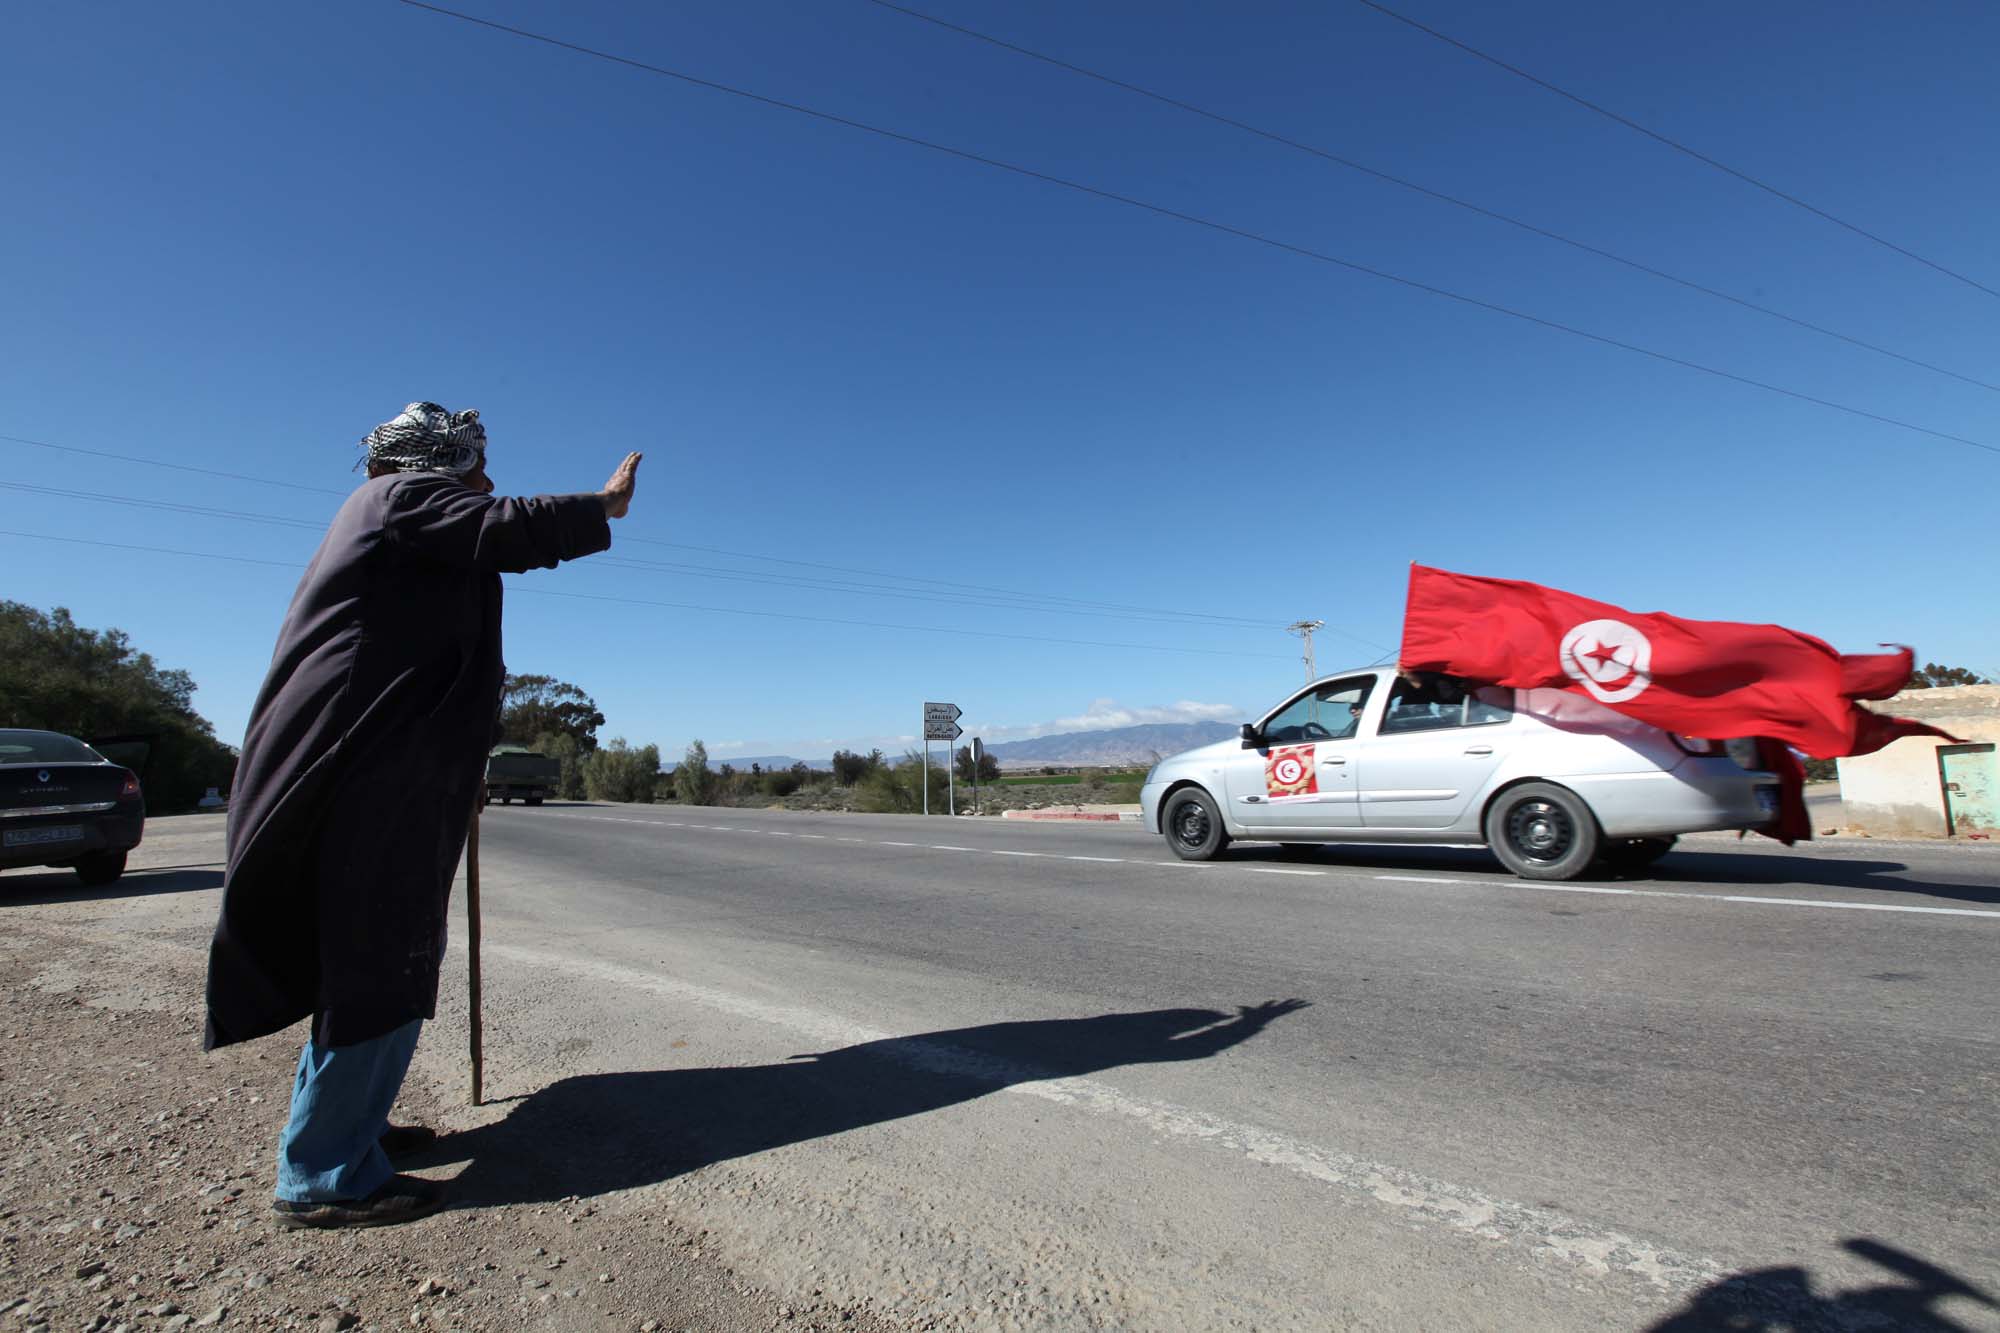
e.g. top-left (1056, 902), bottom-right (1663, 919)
top-left (970, 699), bottom-right (1241, 742)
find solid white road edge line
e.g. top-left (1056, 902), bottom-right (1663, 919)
top-left (476, 939), bottom-right (1727, 1297)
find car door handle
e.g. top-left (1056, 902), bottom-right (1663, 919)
top-left (1463, 745), bottom-right (1494, 756)
top-left (1320, 755), bottom-right (1346, 764)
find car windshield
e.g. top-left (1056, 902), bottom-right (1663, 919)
top-left (0, 731), bottom-right (104, 764)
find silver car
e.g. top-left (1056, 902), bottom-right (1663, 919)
top-left (1139, 668), bottom-right (1780, 880)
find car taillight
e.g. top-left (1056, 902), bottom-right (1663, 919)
top-left (118, 773), bottom-right (142, 799)
top-left (1671, 735), bottom-right (1721, 755)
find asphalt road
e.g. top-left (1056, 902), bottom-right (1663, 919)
top-left (424, 802), bottom-right (1999, 1330)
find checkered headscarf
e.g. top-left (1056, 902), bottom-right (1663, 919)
top-left (358, 402), bottom-right (487, 476)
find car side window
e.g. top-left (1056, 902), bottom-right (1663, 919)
top-left (1379, 675), bottom-right (1514, 734)
top-left (1262, 678), bottom-right (1374, 744)
top-left (1464, 685), bottom-right (1514, 727)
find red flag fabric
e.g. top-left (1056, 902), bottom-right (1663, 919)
top-left (1398, 564), bottom-right (1959, 761)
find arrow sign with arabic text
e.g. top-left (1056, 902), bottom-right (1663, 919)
top-left (923, 701), bottom-right (963, 741)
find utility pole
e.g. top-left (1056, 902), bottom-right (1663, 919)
top-left (1286, 619), bottom-right (1324, 681)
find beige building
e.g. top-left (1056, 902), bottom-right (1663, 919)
top-left (1835, 684), bottom-right (2000, 837)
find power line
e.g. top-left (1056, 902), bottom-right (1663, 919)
top-left (596, 554), bottom-right (1298, 633)
top-left (0, 432), bottom-right (351, 497)
top-left (0, 528), bottom-right (1294, 661)
top-left (862, 0), bottom-right (2000, 395)
top-left (5, 477), bottom-right (1355, 636)
top-left (1354, 0), bottom-right (2000, 301)
top-left (0, 481), bottom-right (325, 531)
top-left (622, 537), bottom-right (1316, 633)
top-left (390, 2), bottom-right (2000, 458)
top-left (0, 438), bottom-right (1371, 639)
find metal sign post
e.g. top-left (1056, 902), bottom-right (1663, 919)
top-left (971, 736), bottom-right (983, 815)
top-left (923, 702), bottom-right (963, 817)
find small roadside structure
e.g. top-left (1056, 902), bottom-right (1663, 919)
top-left (1837, 685), bottom-right (2000, 837)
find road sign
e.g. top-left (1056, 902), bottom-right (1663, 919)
top-left (923, 702), bottom-right (963, 741)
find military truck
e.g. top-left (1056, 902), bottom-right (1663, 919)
top-left (486, 745), bottom-right (561, 806)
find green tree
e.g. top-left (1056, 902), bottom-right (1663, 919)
top-left (673, 739), bottom-right (717, 806)
top-left (499, 674), bottom-right (605, 749)
top-left (831, 748), bottom-right (883, 785)
top-left (528, 730), bottom-right (588, 800)
top-left (953, 745), bottom-right (1001, 783)
top-left (1909, 663), bottom-right (1991, 689)
top-left (581, 738), bottom-right (660, 803)
top-left (0, 602), bottom-right (238, 813)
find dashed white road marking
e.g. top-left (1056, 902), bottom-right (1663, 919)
top-left (552, 813), bottom-right (1998, 920)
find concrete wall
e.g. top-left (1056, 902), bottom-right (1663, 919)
top-left (1836, 684), bottom-right (2000, 837)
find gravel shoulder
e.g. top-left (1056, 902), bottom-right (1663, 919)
top-left (0, 818), bottom-right (897, 1333)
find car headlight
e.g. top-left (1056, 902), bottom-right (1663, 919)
top-left (1724, 738), bottom-right (1763, 770)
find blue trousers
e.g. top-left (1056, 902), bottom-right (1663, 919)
top-left (274, 1019), bottom-right (422, 1202)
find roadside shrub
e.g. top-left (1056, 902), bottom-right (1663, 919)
top-left (582, 738), bottom-right (660, 803)
top-left (855, 750), bottom-right (953, 813)
top-left (674, 739), bottom-right (717, 806)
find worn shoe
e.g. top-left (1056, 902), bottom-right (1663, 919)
top-left (379, 1123), bottom-right (438, 1158)
top-left (272, 1175), bottom-right (447, 1230)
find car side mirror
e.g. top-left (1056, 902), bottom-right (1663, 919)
top-left (1239, 723), bottom-right (1261, 748)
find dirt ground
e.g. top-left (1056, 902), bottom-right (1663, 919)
top-left (0, 830), bottom-right (900, 1333)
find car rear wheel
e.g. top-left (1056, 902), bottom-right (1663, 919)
top-left (1163, 788), bottom-right (1228, 861)
top-left (75, 850), bottom-right (127, 887)
top-left (1601, 836), bottom-right (1676, 874)
top-left (1485, 783), bottom-right (1600, 881)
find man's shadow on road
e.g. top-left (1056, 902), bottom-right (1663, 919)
top-left (424, 999), bottom-right (1308, 1208)
top-left (1648, 1237), bottom-right (1996, 1331)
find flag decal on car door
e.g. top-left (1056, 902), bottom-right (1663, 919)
top-left (1266, 745), bottom-right (1318, 800)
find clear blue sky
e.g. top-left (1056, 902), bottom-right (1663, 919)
top-left (5, 1), bottom-right (1995, 761)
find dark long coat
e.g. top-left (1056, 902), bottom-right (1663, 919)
top-left (204, 472), bottom-right (610, 1051)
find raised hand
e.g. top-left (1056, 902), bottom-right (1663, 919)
top-left (600, 452), bottom-right (643, 519)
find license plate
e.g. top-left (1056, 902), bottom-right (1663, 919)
top-left (3, 825), bottom-right (84, 848)
top-left (1755, 787), bottom-right (1780, 816)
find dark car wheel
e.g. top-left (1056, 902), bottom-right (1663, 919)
top-left (1163, 788), bottom-right (1228, 862)
top-left (75, 850), bottom-right (127, 887)
top-left (1485, 783), bottom-right (1601, 881)
top-left (1601, 836), bottom-right (1676, 874)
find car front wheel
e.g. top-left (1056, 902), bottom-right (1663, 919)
top-left (1485, 783), bottom-right (1600, 881)
top-left (1163, 788), bottom-right (1228, 861)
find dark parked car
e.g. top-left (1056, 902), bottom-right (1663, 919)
top-left (0, 729), bottom-right (146, 885)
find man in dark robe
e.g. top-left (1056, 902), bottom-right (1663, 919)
top-left (204, 402), bottom-right (641, 1229)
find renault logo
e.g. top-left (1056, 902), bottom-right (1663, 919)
top-left (37, 770), bottom-right (50, 783)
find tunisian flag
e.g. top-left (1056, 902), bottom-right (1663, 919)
top-left (1398, 564), bottom-right (1958, 761)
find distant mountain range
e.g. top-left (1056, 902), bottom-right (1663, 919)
top-left (707, 755), bottom-right (832, 772)
top-left (985, 721), bottom-right (1239, 767)
top-left (706, 720), bottom-right (1241, 773)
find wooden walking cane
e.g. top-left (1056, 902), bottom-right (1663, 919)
top-left (467, 800), bottom-right (484, 1106)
